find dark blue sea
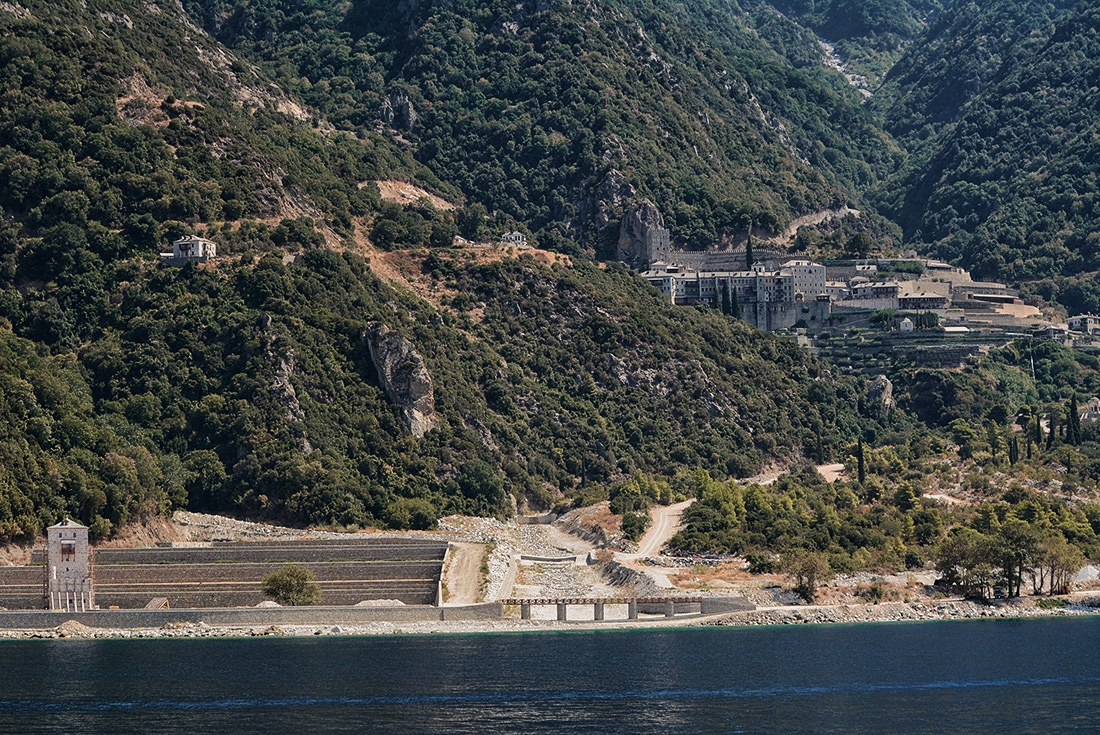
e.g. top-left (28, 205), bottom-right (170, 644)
top-left (1, 617), bottom-right (1098, 734)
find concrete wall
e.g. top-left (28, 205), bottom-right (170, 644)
top-left (700, 596), bottom-right (756, 614)
top-left (0, 567), bottom-right (44, 584)
top-left (515, 514), bottom-right (558, 525)
top-left (742, 299), bottom-right (830, 332)
top-left (668, 249), bottom-right (786, 271)
top-left (95, 583), bottom-right (438, 609)
top-left (0, 603), bottom-right (504, 629)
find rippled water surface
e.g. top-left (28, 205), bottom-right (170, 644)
top-left (1, 617), bottom-right (1098, 734)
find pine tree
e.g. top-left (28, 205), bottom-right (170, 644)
top-left (987, 422), bottom-right (1003, 461)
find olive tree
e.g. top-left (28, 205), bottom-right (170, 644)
top-left (261, 564), bottom-right (323, 606)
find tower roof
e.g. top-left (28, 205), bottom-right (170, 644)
top-left (48, 517), bottom-right (87, 530)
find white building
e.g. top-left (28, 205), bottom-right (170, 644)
top-left (1068, 314), bottom-right (1100, 335)
top-left (161, 235), bottom-right (217, 263)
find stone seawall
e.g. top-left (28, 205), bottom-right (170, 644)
top-left (0, 603), bottom-right (504, 630)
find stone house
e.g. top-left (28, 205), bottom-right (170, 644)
top-left (160, 235), bottom-right (216, 264)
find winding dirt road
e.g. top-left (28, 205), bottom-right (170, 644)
top-left (635, 499), bottom-right (695, 558)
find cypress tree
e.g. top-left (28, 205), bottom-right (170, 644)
top-left (731, 287), bottom-right (741, 319)
top-left (857, 438), bottom-right (866, 485)
top-left (720, 281), bottom-right (731, 315)
top-left (745, 236), bottom-right (754, 269)
top-left (1069, 394), bottom-right (1081, 446)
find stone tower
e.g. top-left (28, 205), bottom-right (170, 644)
top-left (46, 518), bottom-right (95, 611)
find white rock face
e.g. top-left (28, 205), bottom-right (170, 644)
top-left (364, 323), bottom-right (437, 438)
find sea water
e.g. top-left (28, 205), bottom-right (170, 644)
top-left (1, 616), bottom-right (1098, 734)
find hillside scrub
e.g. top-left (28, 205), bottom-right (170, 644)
top-left (0, 244), bottom-right (882, 540)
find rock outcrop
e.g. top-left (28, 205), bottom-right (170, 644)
top-left (617, 198), bottom-right (670, 269)
top-left (867, 375), bottom-right (894, 418)
top-left (363, 323), bottom-right (436, 438)
top-left (381, 92), bottom-right (418, 131)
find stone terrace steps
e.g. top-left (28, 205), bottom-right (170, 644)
top-left (95, 580), bottom-right (436, 606)
top-left (94, 589), bottom-right (435, 608)
top-left (29, 538), bottom-right (448, 565)
top-left (93, 561), bottom-right (443, 584)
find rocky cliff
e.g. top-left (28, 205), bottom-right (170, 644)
top-left (617, 199), bottom-right (671, 269)
top-left (364, 324), bottom-right (437, 438)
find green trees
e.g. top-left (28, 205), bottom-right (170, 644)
top-left (934, 523), bottom-right (1086, 600)
top-left (784, 550), bottom-right (833, 602)
top-left (185, 0), bottom-right (895, 252)
top-left (879, 0), bottom-right (1100, 284)
top-left (261, 565), bottom-right (323, 606)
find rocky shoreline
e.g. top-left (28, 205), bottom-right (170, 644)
top-left (703, 597), bottom-right (1100, 628)
top-left (2, 598), bottom-right (1097, 640)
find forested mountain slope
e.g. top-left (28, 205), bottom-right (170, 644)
top-left (184, 0), bottom-right (896, 251)
top-left (769, 0), bottom-right (944, 88)
top-left (8, 0), bottom-right (1100, 547)
top-left (0, 245), bottom-right (886, 541)
top-left (873, 0), bottom-right (1100, 291)
top-left (0, 0), bottom-right (891, 540)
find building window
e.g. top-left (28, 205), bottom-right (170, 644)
top-left (61, 541), bottom-right (76, 562)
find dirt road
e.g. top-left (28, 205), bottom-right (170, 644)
top-left (635, 499), bottom-right (695, 558)
top-left (443, 542), bottom-right (486, 604)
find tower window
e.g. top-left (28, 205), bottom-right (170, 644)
top-left (61, 541), bottom-right (76, 562)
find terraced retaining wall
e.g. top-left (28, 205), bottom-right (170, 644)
top-left (2, 538), bottom-right (448, 610)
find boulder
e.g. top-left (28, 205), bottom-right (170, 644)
top-left (364, 324), bottom-right (437, 438)
top-left (867, 375), bottom-right (894, 417)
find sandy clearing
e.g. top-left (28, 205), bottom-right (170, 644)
top-left (370, 180), bottom-right (455, 211)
